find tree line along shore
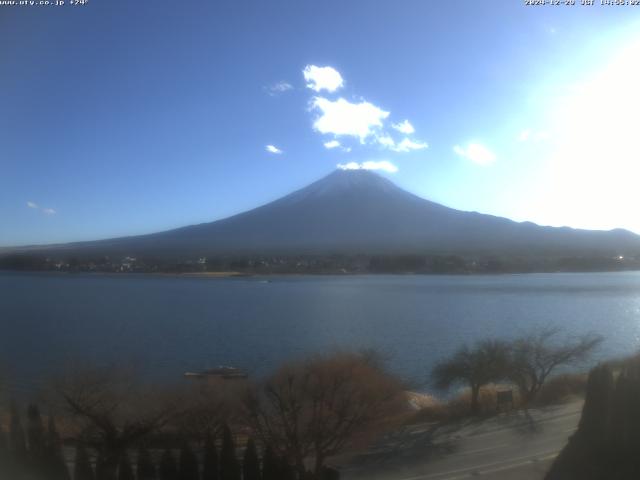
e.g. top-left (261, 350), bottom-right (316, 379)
top-left (2, 252), bottom-right (640, 275)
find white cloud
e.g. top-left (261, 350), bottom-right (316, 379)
top-left (336, 160), bottom-right (398, 173)
top-left (27, 201), bottom-right (56, 214)
top-left (453, 143), bottom-right (496, 166)
top-left (337, 162), bottom-right (361, 170)
top-left (375, 135), bottom-right (428, 152)
top-left (311, 97), bottom-right (389, 142)
top-left (265, 144), bottom-right (283, 154)
top-left (394, 137), bottom-right (428, 152)
top-left (303, 65), bottom-right (344, 93)
top-left (324, 140), bottom-right (341, 149)
top-left (266, 81), bottom-right (293, 95)
top-left (361, 160), bottom-right (398, 172)
top-left (376, 134), bottom-right (395, 148)
top-left (392, 120), bottom-right (415, 135)
top-left (323, 139), bottom-right (351, 152)
top-left (303, 65), bottom-right (427, 156)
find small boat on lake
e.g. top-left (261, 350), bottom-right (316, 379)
top-left (184, 366), bottom-right (248, 380)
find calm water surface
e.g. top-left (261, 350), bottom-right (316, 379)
top-left (2, 271), bottom-right (640, 394)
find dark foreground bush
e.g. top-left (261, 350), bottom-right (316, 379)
top-left (546, 357), bottom-right (640, 479)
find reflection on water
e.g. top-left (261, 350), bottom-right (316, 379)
top-left (1, 271), bottom-right (640, 395)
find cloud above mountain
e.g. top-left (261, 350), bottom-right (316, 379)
top-left (303, 65), bottom-right (344, 92)
top-left (262, 65), bottom-right (428, 159)
top-left (311, 97), bottom-right (389, 142)
top-left (453, 143), bottom-right (496, 166)
top-left (392, 120), bottom-right (415, 135)
top-left (337, 160), bottom-right (398, 173)
top-left (376, 135), bottom-right (428, 152)
top-left (303, 65), bottom-right (427, 156)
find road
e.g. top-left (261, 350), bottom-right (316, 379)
top-left (341, 401), bottom-right (583, 480)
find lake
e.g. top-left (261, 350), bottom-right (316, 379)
top-left (1, 271), bottom-right (640, 396)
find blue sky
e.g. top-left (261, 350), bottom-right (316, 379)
top-left (2, 0), bottom-right (640, 246)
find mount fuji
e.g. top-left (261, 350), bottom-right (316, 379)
top-left (5, 169), bottom-right (640, 259)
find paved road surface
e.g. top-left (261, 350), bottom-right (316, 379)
top-left (341, 401), bottom-right (583, 480)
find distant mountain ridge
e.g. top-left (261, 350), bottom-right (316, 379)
top-left (4, 169), bottom-right (640, 259)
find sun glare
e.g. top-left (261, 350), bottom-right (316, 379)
top-left (544, 37), bottom-right (640, 232)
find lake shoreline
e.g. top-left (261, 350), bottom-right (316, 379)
top-left (3, 268), bottom-right (640, 279)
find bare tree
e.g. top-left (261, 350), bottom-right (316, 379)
top-left (508, 328), bottom-right (602, 405)
top-left (171, 379), bottom-right (244, 444)
top-left (432, 339), bottom-right (510, 414)
top-left (57, 366), bottom-right (180, 480)
top-left (244, 351), bottom-right (403, 476)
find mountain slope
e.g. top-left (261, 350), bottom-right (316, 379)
top-left (6, 169), bottom-right (640, 259)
